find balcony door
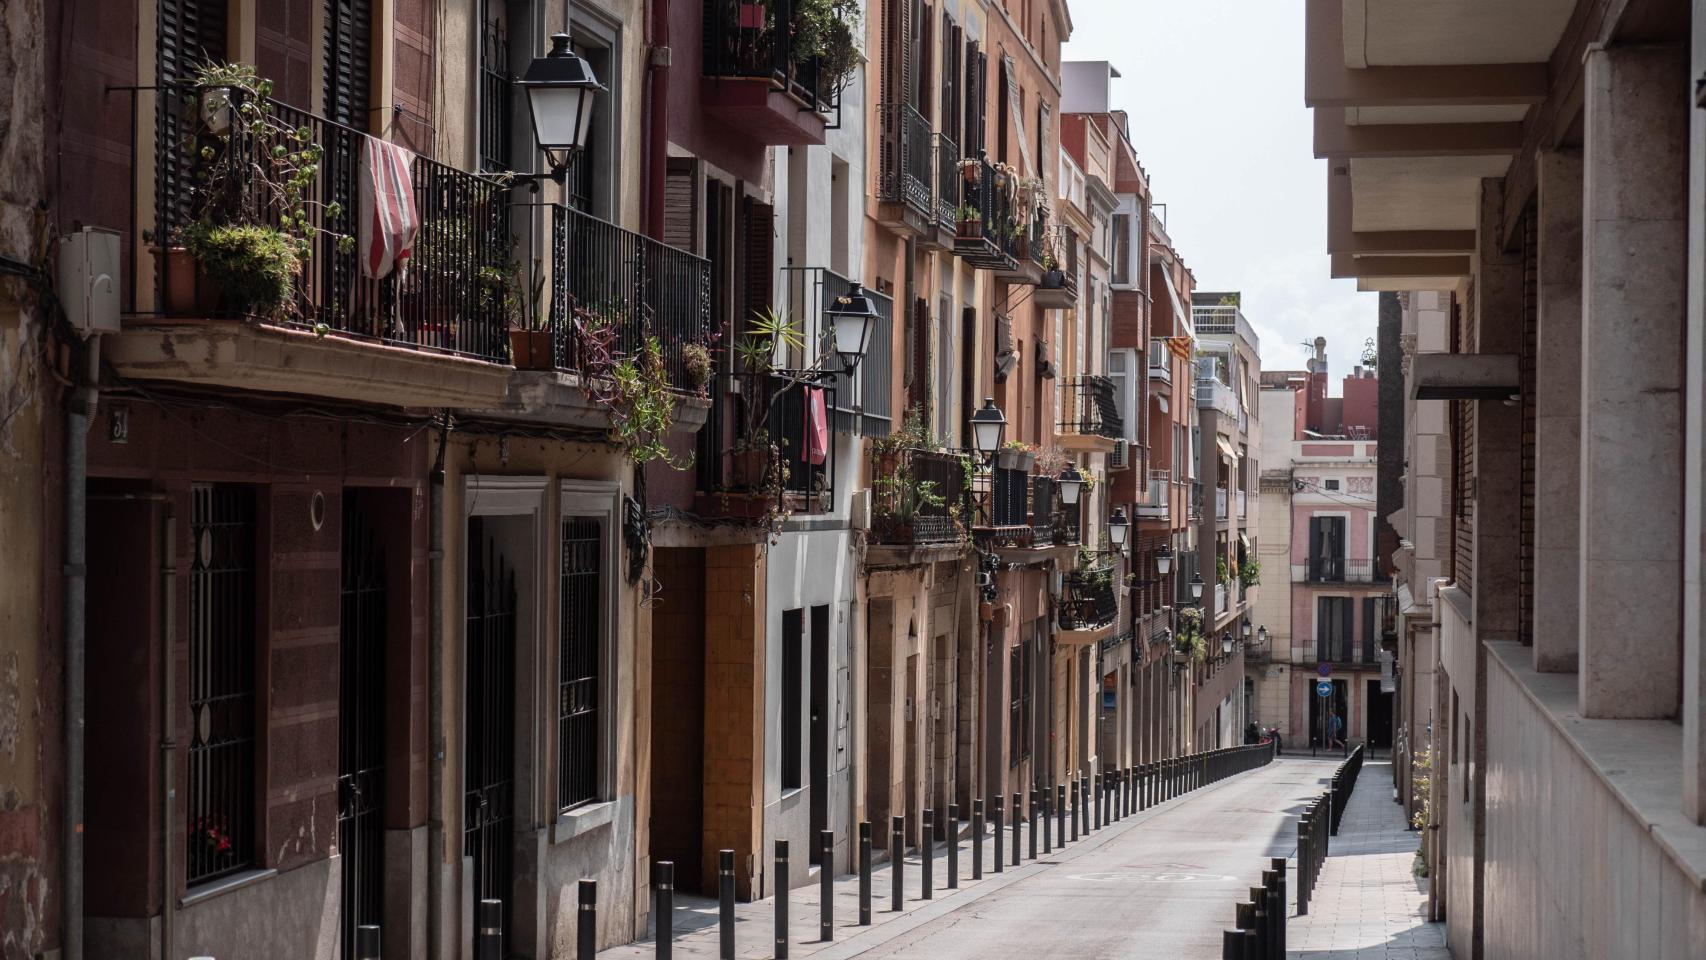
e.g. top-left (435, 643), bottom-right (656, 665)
top-left (1316, 596), bottom-right (1353, 664)
top-left (1308, 515), bottom-right (1345, 581)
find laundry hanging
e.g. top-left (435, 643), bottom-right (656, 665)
top-left (358, 136), bottom-right (420, 280)
top-left (803, 386), bottom-right (829, 466)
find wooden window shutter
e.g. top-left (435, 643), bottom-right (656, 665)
top-left (963, 42), bottom-right (983, 155)
top-left (391, 0), bottom-right (437, 154)
top-left (907, 297), bottom-right (931, 417)
top-left (321, 0), bottom-right (373, 124)
top-left (254, 0), bottom-right (313, 109)
top-left (741, 198), bottom-right (775, 331)
top-left (663, 159), bottom-right (698, 254)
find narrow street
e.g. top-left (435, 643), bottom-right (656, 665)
top-left (606, 758), bottom-right (1340, 960)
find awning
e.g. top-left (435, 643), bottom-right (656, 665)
top-left (1216, 435), bottom-right (1237, 461)
top-left (1159, 260), bottom-right (1190, 335)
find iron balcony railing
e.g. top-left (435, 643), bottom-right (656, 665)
top-left (548, 204), bottom-right (713, 389)
top-left (975, 465), bottom-right (1033, 547)
top-left (876, 102), bottom-right (932, 218)
top-left (701, 0), bottom-right (840, 113)
top-left (933, 133), bottom-right (960, 232)
top-left (1030, 475), bottom-right (1057, 546)
top-left (1191, 480), bottom-right (1204, 520)
top-left (151, 88), bottom-right (513, 361)
top-left (767, 373), bottom-right (837, 513)
top-left (1058, 497), bottom-right (1083, 546)
top-left (1061, 567), bottom-right (1119, 631)
top-left (1136, 469), bottom-right (1170, 514)
top-left (780, 265), bottom-right (894, 437)
top-left (954, 153), bottom-right (1020, 270)
top-left (1301, 558), bottom-right (1390, 584)
top-left (1060, 375), bottom-right (1123, 438)
top-left (869, 447), bottom-right (965, 545)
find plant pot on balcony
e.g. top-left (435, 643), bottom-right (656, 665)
top-left (957, 218), bottom-right (983, 240)
top-left (1040, 268), bottom-right (1065, 289)
top-left (199, 87), bottom-right (234, 135)
top-left (509, 329), bottom-right (555, 370)
top-left (732, 446), bottom-right (771, 489)
top-left (152, 246), bottom-right (221, 315)
top-left (995, 449), bottom-right (1034, 472)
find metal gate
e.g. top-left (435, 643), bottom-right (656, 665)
top-left (464, 518), bottom-right (517, 944)
top-left (339, 494), bottom-right (387, 958)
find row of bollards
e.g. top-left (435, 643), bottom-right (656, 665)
top-left (1297, 792), bottom-right (1329, 915)
top-left (1328, 743), bottom-right (1364, 836)
top-left (1221, 856), bottom-right (1288, 959)
top-left (503, 742), bottom-right (1285, 960)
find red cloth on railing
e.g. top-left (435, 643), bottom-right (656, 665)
top-left (803, 386), bottom-right (829, 465)
top-left (359, 136), bottom-right (420, 279)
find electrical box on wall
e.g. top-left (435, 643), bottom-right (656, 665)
top-left (57, 227), bottom-right (122, 335)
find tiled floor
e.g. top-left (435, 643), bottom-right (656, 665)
top-left (1288, 761), bottom-right (1451, 958)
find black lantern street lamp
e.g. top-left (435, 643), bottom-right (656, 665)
top-left (1256, 625), bottom-right (1268, 647)
top-left (1221, 631), bottom-right (1234, 656)
top-left (1156, 544), bottom-right (1173, 577)
top-left (1107, 507), bottom-right (1129, 549)
top-left (969, 398), bottom-right (1007, 457)
top-left (827, 281), bottom-right (879, 374)
top-left (520, 31), bottom-right (606, 181)
top-left (1189, 572), bottom-right (1204, 601)
top-left (1058, 464), bottom-right (1085, 505)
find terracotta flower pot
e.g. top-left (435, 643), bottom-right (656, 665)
top-left (957, 219), bottom-right (982, 239)
top-left (152, 246), bottom-right (220, 315)
top-left (509, 329), bottom-right (555, 370)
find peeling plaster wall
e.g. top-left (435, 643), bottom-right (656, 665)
top-left (0, 0), bottom-right (56, 956)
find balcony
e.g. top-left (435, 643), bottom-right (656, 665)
top-left (1298, 558), bottom-right (1390, 584)
top-left (953, 154), bottom-right (1021, 272)
top-left (973, 464), bottom-right (1044, 549)
top-left (868, 448), bottom-right (966, 547)
top-left (1237, 489), bottom-right (1247, 519)
top-left (1057, 376), bottom-right (1122, 453)
top-left (768, 373), bottom-right (838, 513)
top-left (546, 204), bottom-right (713, 390)
top-left (779, 266), bottom-right (894, 436)
top-left (1190, 480), bottom-right (1204, 520)
top-left (876, 102), bottom-right (933, 231)
top-left (1059, 565), bottom-right (1120, 642)
top-left (1195, 356), bottom-right (1239, 418)
top-left (994, 202), bottom-right (1047, 286)
top-left (1148, 338), bottom-right (1173, 385)
top-left (700, 0), bottom-right (840, 146)
top-left (932, 133), bottom-right (960, 238)
top-left (119, 87), bottom-right (519, 408)
top-left (1034, 232), bottom-right (1079, 309)
top-left (1136, 470), bottom-right (1170, 519)
top-left (1216, 488), bottom-right (1228, 520)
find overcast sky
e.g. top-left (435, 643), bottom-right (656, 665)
top-left (1062, 0), bottom-right (1377, 393)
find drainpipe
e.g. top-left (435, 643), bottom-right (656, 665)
top-left (645, 0), bottom-right (670, 240)
top-left (64, 336), bottom-right (99, 960)
top-left (426, 412), bottom-right (450, 960)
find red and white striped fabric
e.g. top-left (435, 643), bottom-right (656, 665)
top-left (358, 136), bottom-right (419, 280)
top-left (803, 386), bottom-right (829, 466)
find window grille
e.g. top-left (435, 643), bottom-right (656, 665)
top-left (559, 519), bottom-right (602, 812)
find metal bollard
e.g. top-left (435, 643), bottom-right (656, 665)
top-left (971, 800), bottom-right (984, 880)
top-left (478, 899), bottom-right (503, 960)
top-left (1271, 856), bottom-right (1288, 959)
top-left (1297, 820), bottom-right (1311, 916)
top-left (1042, 787), bottom-right (1053, 853)
top-left (1222, 928), bottom-right (1244, 960)
top-left (1056, 783), bottom-right (1067, 842)
top-left (577, 881), bottom-right (597, 960)
top-left (820, 831), bottom-right (834, 941)
top-left (775, 841), bottom-right (790, 960)
top-left (1010, 792), bottom-right (1021, 866)
top-left (1249, 886), bottom-right (1269, 959)
top-left (818, 828), bottom-right (832, 941)
top-left (857, 825), bottom-right (872, 926)
top-left (1262, 869), bottom-right (1282, 960)
top-left (921, 808), bottom-right (934, 900)
top-left (891, 816), bottom-right (905, 910)
top-left (1028, 789), bottom-right (1039, 860)
top-left (993, 797), bottom-right (1004, 873)
top-left (720, 849), bottom-right (737, 957)
top-left (355, 924), bottom-right (381, 960)
top-left (1071, 777), bottom-right (1081, 841)
top-left (1236, 899), bottom-right (1259, 960)
top-left (947, 803), bottom-right (959, 888)
top-left (656, 861), bottom-right (675, 960)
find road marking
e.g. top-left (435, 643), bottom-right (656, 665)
top-left (1070, 872), bottom-right (1241, 883)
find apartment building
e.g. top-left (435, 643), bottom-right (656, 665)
top-left (1304, 0), bottom-right (1706, 954)
top-left (1255, 341), bottom-right (1392, 751)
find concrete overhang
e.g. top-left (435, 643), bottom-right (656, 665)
top-left (105, 320), bottom-right (513, 410)
top-left (1329, 253), bottom-right (1471, 281)
top-left (468, 372), bottom-right (711, 434)
top-left (1313, 107), bottom-right (1525, 160)
top-left (1410, 353), bottom-right (1520, 400)
top-left (1327, 166), bottom-right (1477, 256)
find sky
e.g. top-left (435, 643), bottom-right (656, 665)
top-left (1061, 0), bottom-right (1378, 394)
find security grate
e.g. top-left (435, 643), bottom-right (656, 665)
top-left (187, 484), bottom-right (257, 886)
top-left (338, 494), bottom-right (387, 959)
top-left (464, 521), bottom-right (517, 940)
top-left (559, 519), bottom-right (602, 812)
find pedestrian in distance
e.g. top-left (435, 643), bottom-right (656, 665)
top-left (1326, 711), bottom-right (1345, 752)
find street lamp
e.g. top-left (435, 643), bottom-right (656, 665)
top-left (1221, 631), bottom-right (1234, 656)
top-left (826, 280), bottom-right (879, 374)
top-left (1107, 507), bottom-right (1129, 549)
top-left (1257, 625), bottom-right (1268, 647)
top-left (1189, 572), bottom-right (1204, 601)
top-left (1058, 463), bottom-right (1085, 505)
top-left (1242, 620), bottom-right (1253, 640)
top-left (1156, 544), bottom-right (1173, 577)
top-left (969, 398), bottom-right (1007, 457)
top-left (520, 31), bottom-right (606, 181)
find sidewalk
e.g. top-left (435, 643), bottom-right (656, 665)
top-left (1288, 761), bottom-right (1449, 958)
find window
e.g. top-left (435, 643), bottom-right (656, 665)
top-left (187, 484), bottom-right (258, 886)
top-left (1325, 479), bottom-right (1340, 491)
top-left (559, 519), bottom-right (602, 811)
top-left (782, 609), bottom-right (804, 790)
top-left (1317, 596), bottom-right (1353, 663)
top-left (1308, 516), bottom-right (1346, 581)
top-left (1111, 213), bottom-right (1130, 285)
top-left (1008, 643), bottom-right (1024, 765)
top-left (478, 13), bottom-right (513, 171)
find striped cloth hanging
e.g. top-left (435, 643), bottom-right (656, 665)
top-left (358, 136), bottom-right (420, 279)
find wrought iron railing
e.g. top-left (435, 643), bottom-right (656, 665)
top-left (781, 265), bottom-right (894, 436)
top-left (1058, 497), bottom-right (1082, 546)
top-left (1061, 567), bottom-right (1119, 631)
top-left (702, 0), bottom-right (840, 113)
top-left (152, 88), bottom-right (513, 362)
top-left (548, 203), bottom-right (713, 389)
top-left (953, 153), bottom-right (1020, 269)
top-left (869, 447), bottom-right (965, 545)
top-left (1059, 375), bottom-right (1123, 438)
top-left (988, 465), bottom-right (1030, 529)
top-left (767, 373), bottom-right (837, 512)
top-left (1030, 475), bottom-right (1056, 546)
top-left (877, 102), bottom-right (932, 217)
top-left (1302, 557), bottom-right (1389, 583)
top-left (933, 133), bottom-right (960, 232)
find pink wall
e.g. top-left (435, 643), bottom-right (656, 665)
top-left (1299, 443), bottom-right (1356, 457)
top-left (1341, 374), bottom-right (1378, 434)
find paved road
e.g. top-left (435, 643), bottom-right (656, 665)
top-left (854, 758), bottom-right (1334, 960)
top-left (602, 757), bottom-right (1340, 960)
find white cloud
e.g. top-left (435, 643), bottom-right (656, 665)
top-left (1063, 0), bottom-right (1380, 394)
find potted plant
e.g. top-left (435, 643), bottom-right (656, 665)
top-left (182, 221), bottom-right (298, 317)
top-left (959, 157), bottom-right (982, 185)
top-left (147, 227), bottom-right (222, 315)
top-left (955, 204), bottom-right (983, 239)
top-left (1238, 556), bottom-right (1262, 587)
top-left (682, 341), bottom-right (714, 393)
top-left (792, 0), bottom-right (862, 94)
top-left (730, 305), bottom-right (803, 489)
top-left (996, 439), bottom-right (1035, 472)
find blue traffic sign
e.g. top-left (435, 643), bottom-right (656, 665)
top-left (1317, 663), bottom-right (1331, 678)
top-left (1316, 680), bottom-right (1333, 698)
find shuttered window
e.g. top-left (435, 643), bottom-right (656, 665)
top-left (155, 0), bottom-right (228, 238)
top-left (663, 159), bottom-right (699, 253)
top-left (963, 43), bottom-right (985, 157)
top-left (323, 0), bottom-right (373, 124)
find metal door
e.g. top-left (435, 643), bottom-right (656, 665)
top-left (339, 494), bottom-right (387, 957)
top-left (464, 518), bottom-right (517, 945)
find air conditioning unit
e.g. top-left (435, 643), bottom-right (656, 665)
top-left (848, 488), bottom-right (871, 531)
top-left (57, 227), bottom-right (122, 335)
top-left (1110, 439), bottom-right (1129, 470)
